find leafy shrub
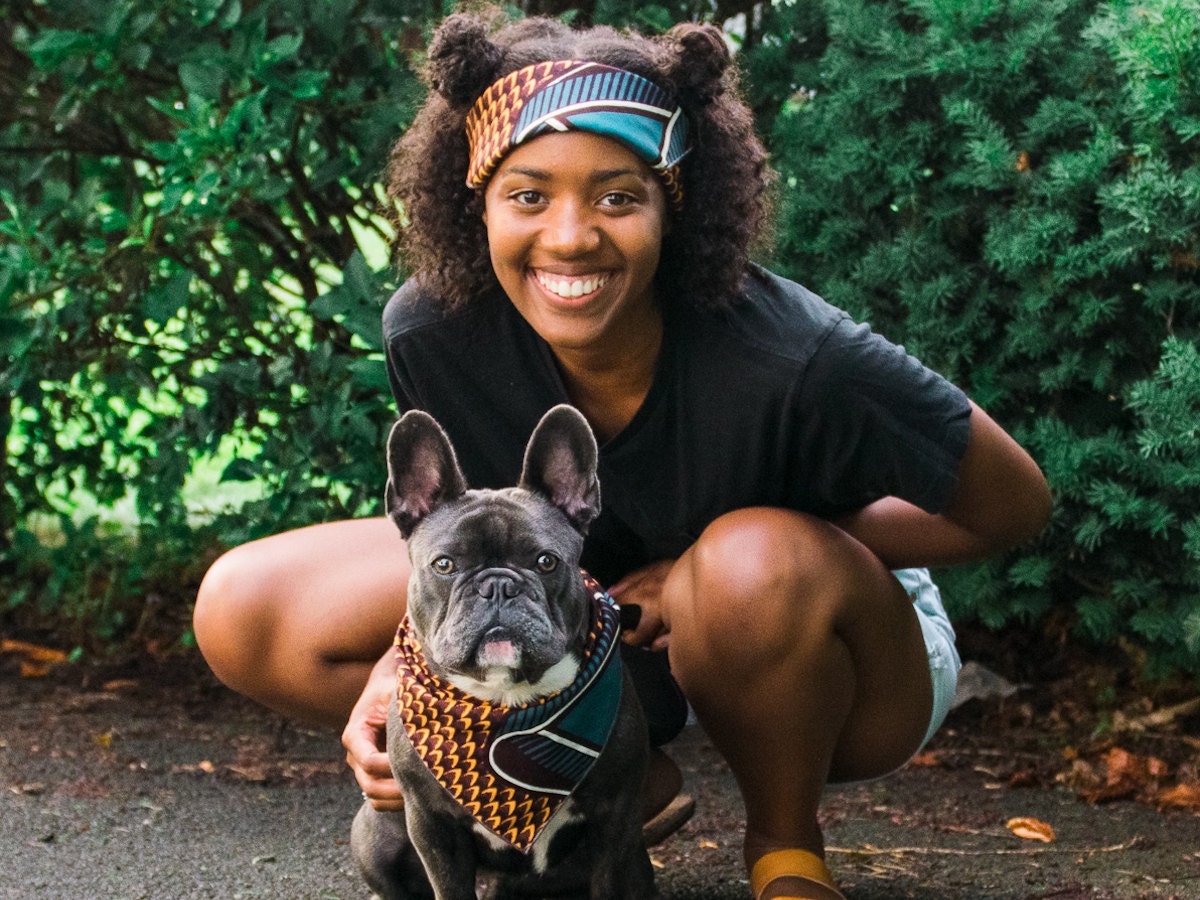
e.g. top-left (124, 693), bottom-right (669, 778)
top-left (4, 0), bottom-right (1198, 682)
top-left (748, 0), bottom-right (1199, 676)
top-left (1, 0), bottom-right (420, 644)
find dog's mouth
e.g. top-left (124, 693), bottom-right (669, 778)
top-left (476, 626), bottom-right (521, 670)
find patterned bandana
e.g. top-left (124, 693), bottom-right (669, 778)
top-left (464, 60), bottom-right (691, 206)
top-left (393, 573), bottom-right (623, 852)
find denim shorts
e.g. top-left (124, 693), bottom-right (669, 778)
top-left (893, 567), bottom-right (962, 751)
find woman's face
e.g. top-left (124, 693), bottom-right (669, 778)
top-left (482, 132), bottom-right (668, 355)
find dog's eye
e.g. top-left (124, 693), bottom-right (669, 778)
top-left (535, 553), bottom-right (558, 573)
top-left (432, 557), bottom-right (456, 576)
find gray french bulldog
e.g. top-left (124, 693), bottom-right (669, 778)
top-left (351, 404), bottom-right (657, 899)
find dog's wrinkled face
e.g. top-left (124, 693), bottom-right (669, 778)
top-left (385, 406), bottom-right (601, 698)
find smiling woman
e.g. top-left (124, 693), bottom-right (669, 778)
top-left (193, 8), bottom-right (1052, 900)
top-left (482, 133), bottom-right (667, 439)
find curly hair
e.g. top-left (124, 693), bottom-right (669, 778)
top-left (386, 10), bottom-right (773, 310)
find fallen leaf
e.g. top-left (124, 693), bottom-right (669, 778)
top-left (102, 679), bottom-right (139, 692)
top-left (1154, 782), bottom-right (1200, 812)
top-left (225, 764), bottom-right (270, 783)
top-left (1070, 747), bottom-right (1171, 804)
top-left (909, 750), bottom-right (943, 767)
top-left (699, 840), bottom-right (718, 849)
top-left (1, 639), bottom-right (68, 663)
top-left (1006, 817), bottom-right (1056, 843)
top-left (2, 640), bottom-right (69, 678)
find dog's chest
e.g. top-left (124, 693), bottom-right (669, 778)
top-left (471, 799), bottom-right (585, 874)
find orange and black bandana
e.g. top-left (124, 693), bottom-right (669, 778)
top-left (464, 60), bottom-right (691, 207)
top-left (393, 573), bottom-right (623, 852)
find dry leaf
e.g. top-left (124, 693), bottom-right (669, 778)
top-left (1006, 817), bottom-right (1056, 843)
top-left (2, 640), bottom-right (68, 678)
top-left (909, 751), bottom-right (943, 767)
top-left (699, 840), bottom-right (719, 849)
top-left (225, 764), bottom-right (269, 783)
top-left (1071, 747), bottom-right (1171, 804)
top-left (102, 679), bottom-right (139, 692)
top-left (1154, 783), bottom-right (1200, 812)
top-left (1, 639), bottom-right (68, 663)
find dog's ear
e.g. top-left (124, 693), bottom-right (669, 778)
top-left (519, 405), bottom-right (601, 533)
top-left (385, 411), bottom-right (468, 539)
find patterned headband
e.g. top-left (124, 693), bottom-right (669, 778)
top-left (464, 60), bottom-right (691, 206)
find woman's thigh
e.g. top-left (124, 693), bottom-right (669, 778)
top-left (194, 517), bottom-right (411, 722)
top-left (662, 508), bottom-right (935, 782)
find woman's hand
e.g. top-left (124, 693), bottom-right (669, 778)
top-left (609, 559), bottom-right (675, 652)
top-left (342, 650), bottom-right (404, 811)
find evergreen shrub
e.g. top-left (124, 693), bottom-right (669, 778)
top-left (1, 0), bottom-right (421, 643)
top-left (749, 0), bottom-right (1199, 676)
top-left (4, 0), bottom-right (1198, 680)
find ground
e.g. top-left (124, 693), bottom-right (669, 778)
top-left (2, 633), bottom-right (1200, 899)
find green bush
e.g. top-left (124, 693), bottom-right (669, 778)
top-left (1, 0), bottom-right (421, 644)
top-left (4, 0), bottom-right (1199, 681)
top-left (748, 0), bottom-right (1199, 676)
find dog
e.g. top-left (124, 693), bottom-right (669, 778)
top-left (351, 404), bottom-right (657, 899)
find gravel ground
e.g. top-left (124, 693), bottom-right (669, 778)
top-left (2, 659), bottom-right (1199, 899)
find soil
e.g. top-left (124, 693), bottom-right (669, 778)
top-left (2, 637), bottom-right (1200, 900)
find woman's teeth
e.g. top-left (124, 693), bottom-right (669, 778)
top-left (536, 273), bottom-right (607, 298)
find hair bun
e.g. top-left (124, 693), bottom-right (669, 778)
top-left (664, 23), bottom-right (730, 106)
top-left (426, 13), bottom-right (506, 108)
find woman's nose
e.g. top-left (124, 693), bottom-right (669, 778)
top-left (540, 201), bottom-right (601, 256)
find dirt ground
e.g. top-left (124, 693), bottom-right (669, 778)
top-left (2, 642), bottom-right (1200, 900)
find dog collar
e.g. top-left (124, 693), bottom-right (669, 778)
top-left (393, 572), bottom-right (623, 852)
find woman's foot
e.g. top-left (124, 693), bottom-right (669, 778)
top-left (750, 849), bottom-right (846, 900)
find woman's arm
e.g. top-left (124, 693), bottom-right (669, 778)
top-left (833, 402), bottom-right (1053, 570)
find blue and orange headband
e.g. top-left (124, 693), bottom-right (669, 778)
top-left (464, 61), bottom-right (691, 206)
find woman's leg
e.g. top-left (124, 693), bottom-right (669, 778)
top-left (193, 517), bottom-right (410, 726)
top-left (662, 508), bottom-right (934, 899)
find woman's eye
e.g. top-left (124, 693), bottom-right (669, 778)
top-left (511, 190), bottom-right (544, 206)
top-left (536, 553), bottom-right (558, 573)
top-left (599, 192), bottom-right (635, 208)
top-left (432, 557), bottom-right (456, 575)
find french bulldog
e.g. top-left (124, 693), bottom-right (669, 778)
top-left (351, 404), bottom-right (657, 899)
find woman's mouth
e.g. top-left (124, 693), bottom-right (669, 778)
top-left (533, 270), bottom-right (609, 299)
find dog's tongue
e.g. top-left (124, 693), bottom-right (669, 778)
top-left (478, 638), bottom-right (519, 668)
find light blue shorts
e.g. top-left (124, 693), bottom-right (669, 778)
top-left (893, 567), bottom-right (962, 752)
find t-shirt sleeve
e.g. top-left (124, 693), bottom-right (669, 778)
top-left (794, 316), bottom-right (972, 515)
top-left (382, 279), bottom-right (438, 415)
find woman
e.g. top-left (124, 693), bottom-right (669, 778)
top-left (194, 12), bottom-right (1052, 899)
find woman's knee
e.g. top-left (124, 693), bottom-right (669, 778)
top-left (674, 508), bottom-right (853, 638)
top-left (193, 543), bottom-right (279, 688)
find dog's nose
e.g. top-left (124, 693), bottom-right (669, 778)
top-left (477, 570), bottom-right (521, 601)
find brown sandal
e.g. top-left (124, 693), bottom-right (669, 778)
top-left (642, 792), bottom-right (695, 846)
top-left (750, 849), bottom-right (846, 900)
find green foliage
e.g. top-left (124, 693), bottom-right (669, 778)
top-left (4, 0), bottom-right (1199, 682)
top-left (1, 0), bottom-right (420, 644)
top-left (748, 0), bottom-right (1199, 676)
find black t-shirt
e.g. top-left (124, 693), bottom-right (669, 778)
top-left (383, 264), bottom-right (972, 587)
